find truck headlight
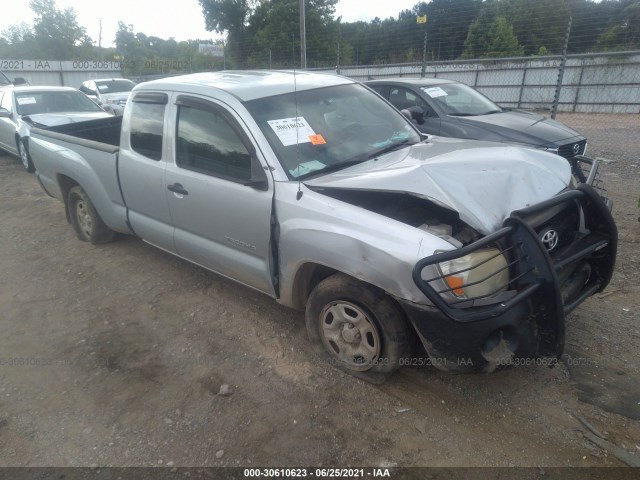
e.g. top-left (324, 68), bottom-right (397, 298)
top-left (437, 248), bottom-right (510, 300)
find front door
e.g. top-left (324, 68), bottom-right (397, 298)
top-left (164, 95), bottom-right (276, 296)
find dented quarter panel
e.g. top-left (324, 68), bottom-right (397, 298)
top-left (306, 136), bottom-right (572, 235)
top-left (274, 182), bottom-right (455, 308)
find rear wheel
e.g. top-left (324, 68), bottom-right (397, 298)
top-left (17, 138), bottom-right (34, 173)
top-left (305, 273), bottom-right (413, 384)
top-left (67, 186), bottom-right (116, 244)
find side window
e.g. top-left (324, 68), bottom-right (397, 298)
top-left (369, 86), bottom-right (385, 96)
top-left (176, 104), bottom-right (252, 182)
top-left (130, 101), bottom-right (166, 161)
top-left (389, 87), bottom-right (435, 117)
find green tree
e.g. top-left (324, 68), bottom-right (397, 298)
top-left (0, 23), bottom-right (36, 58)
top-left (30, 0), bottom-right (92, 59)
top-left (246, 0), bottom-right (338, 68)
top-left (595, 2), bottom-right (640, 51)
top-left (463, 14), bottom-right (523, 58)
top-left (198, 0), bottom-right (254, 67)
top-left (502, 0), bottom-right (570, 55)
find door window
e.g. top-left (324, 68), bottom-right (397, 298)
top-left (176, 104), bottom-right (252, 182)
top-left (389, 87), bottom-right (434, 116)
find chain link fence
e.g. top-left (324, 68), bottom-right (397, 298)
top-left (311, 51), bottom-right (640, 114)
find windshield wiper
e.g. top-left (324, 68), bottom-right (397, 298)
top-left (368, 139), bottom-right (413, 159)
top-left (296, 159), bottom-right (368, 180)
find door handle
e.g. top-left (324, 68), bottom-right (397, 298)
top-left (167, 183), bottom-right (189, 195)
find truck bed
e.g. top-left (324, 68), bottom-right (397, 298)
top-left (29, 116), bottom-right (131, 235)
top-left (34, 115), bottom-right (122, 148)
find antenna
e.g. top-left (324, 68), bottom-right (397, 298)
top-left (293, 34), bottom-right (303, 201)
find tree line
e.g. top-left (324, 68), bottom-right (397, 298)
top-left (1, 0), bottom-right (639, 73)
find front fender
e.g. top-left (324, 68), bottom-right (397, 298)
top-left (274, 182), bottom-right (454, 308)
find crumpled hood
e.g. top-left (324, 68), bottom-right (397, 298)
top-left (25, 112), bottom-right (112, 126)
top-left (305, 136), bottom-right (571, 235)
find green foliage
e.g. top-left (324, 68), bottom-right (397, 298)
top-left (0, 0), bottom-right (638, 69)
top-left (30, 0), bottom-right (92, 59)
top-left (595, 2), bottom-right (640, 51)
top-left (198, 0), bottom-right (254, 67)
top-left (462, 2), bottom-right (523, 59)
top-left (245, 0), bottom-right (338, 68)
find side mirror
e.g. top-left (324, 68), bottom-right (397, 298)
top-left (12, 77), bottom-right (28, 86)
top-left (0, 108), bottom-right (11, 118)
top-left (244, 158), bottom-right (270, 191)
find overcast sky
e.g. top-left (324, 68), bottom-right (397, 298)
top-left (1, 0), bottom-right (420, 46)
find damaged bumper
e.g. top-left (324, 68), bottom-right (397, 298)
top-left (407, 183), bottom-right (617, 372)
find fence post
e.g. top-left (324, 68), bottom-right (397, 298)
top-left (552, 16), bottom-right (572, 119)
top-left (421, 30), bottom-right (427, 78)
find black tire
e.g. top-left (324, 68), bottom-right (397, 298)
top-left (67, 185), bottom-right (116, 244)
top-left (305, 273), bottom-right (413, 384)
top-left (17, 137), bottom-right (34, 173)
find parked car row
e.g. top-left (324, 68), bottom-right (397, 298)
top-left (26, 70), bottom-right (616, 383)
top-left (79, 78), bottom-right (136, 115)
top-left (0, 75), bottom-right (136, 172)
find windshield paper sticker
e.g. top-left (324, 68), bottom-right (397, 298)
top-left (289, 160), bottom-right (326, 177)
top-left (267, 117), bottom-right (316, 146)
top-left (422, 86), bottom-right (448, 98)
top-left (17, 97), bottom-right (37, 105)
top-left (98, 85), bottom-right (108, 90)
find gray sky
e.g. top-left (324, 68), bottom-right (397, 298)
top-left (1, 0), bottom-right (419, 46)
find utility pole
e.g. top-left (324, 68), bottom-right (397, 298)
top-left (98, 18), bottom-right (102, 49)
top-left (299, 0), bottom-right (307, 69)
top-left (417, 14), bottom-right (428, 78)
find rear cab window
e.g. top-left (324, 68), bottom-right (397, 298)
top-left (129, 92), bottom-right (168, 161)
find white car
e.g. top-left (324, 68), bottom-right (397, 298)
top-left (0, 86), bottom-right (112, 172)
top-left (79, 78), bottom-right (136, 115)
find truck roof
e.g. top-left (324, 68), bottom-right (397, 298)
top-left (137, 70), bottom-right (355, 102)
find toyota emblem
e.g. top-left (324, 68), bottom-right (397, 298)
top-left (540, 229), bottom-right (559, 252)
top-left (573, 143), bottom-right (581, 155)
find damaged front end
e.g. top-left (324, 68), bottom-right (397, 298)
top-left (409, 180), bottom-right (616, 372)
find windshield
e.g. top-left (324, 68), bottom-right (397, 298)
top-left (15, 90), bottom-right (104, 115)
top-left (421, 83), bottom-right (501, 116)
top-left (245, 83), bottom-right (421, 179)
top-left (95, 79), bottom-right (135, 93)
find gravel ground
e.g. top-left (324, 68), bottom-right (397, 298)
top-left (0, 112), bottom-right (638, 469)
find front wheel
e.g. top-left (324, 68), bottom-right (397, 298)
top-left (305, 273), bottom-right (413, 384)
top-left (67, 185), bottom-right (116, 244)
top-left (17, 138), bottom-right (34, 173)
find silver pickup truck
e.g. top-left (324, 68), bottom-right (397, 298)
top-left (29, 71), bottom-right (617, 383)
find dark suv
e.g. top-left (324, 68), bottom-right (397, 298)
top-left (366, 78), bottom-right (587, 160)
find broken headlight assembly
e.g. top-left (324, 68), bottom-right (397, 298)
top-left (436, 248), bottom-right (510, 301)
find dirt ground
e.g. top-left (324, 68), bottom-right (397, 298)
top-left (0, 113), bottom-right (639, 469)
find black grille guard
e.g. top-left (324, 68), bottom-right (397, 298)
top-left (412, 184), bottom-right (617, 323)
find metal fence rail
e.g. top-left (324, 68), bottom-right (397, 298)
top-left (311, 51), bottom-right (640, 114)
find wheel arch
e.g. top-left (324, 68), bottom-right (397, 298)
top-left (290, 262), bottom-right (413, 329)
top-left (57, 174), bottom-right (79, 224)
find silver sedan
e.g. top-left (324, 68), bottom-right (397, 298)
top-left (0, 86), bottom-right (112, 172)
